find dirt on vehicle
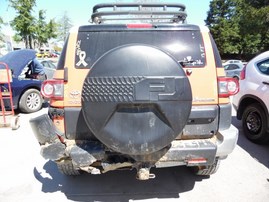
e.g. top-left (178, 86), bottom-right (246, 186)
top-left (30, 3), bottom-right (239, 180)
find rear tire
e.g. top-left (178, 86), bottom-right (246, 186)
top-left (57, 160), bottom-right (81, 176)
top-left (242, 103), bottom-right (269, 144)
top-left (192, 159), bottom-right (220, 176)
top-left (19, 89), bottom-right (42, 113)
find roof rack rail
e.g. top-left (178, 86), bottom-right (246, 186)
top-left (91, 3), bottom-right (187, 24)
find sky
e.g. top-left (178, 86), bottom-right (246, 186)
top-left (0, 0), bottom-right (211, 29)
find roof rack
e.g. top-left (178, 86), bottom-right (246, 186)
top-left (91, 3), bottom-right (187, 24)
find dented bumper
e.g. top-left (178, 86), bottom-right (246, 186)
top-left (30, 114), bottom-right (238, 170)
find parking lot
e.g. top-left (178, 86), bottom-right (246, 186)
top-left (0, 106), bottom-right (269, 202)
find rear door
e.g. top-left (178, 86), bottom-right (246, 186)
top-left (65, 26), bottom-right (219, 108)
top-left (254, 58), bottom-right (269, 110)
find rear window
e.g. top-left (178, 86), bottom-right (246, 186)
top-left (224, 64), bottom-right (240, 70)
top-left (75, 30), bottom-right (206, 69)
top-left (257, 59), bottom-right (269, 75)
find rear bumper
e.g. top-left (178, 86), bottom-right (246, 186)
top-left (30, 114), bottom-right (238, 169)
top-left (216, 124), bottom-right (238, 158)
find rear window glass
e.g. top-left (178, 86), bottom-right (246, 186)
top-left (257, 59), bottom-right (269, 75)
top-left (75, 30), bottom-right (206, 69)
top-left (224, 64), bottom-right (240, 70)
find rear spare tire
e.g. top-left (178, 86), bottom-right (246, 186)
top-left (82, 45), bottom-right (192, 155)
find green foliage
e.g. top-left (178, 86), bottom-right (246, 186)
top-left (205, 0), bottom-right (240, 55)
top-left (57, 11), bottom-right (73, 42)
top-left (0, 17), bottom-right (3, 41)
top-left (35, 10), bottom-right (57, 47)
top-left (9, 0), bottom-right (36, 48)
top-left (9, 0), bottom-right (58, 49)
top-left (35, 10), bottom-right (47, 47)
top-left (206, 0), bottom-right (269, 58)
top-left (244, 0), bottom-right (269, 8)
top-left (13, 34), bottom-right (22, 42)
top-left (46, 20), bottom-right (58, 39)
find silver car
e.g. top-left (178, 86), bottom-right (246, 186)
top-left (39, 59), bottom-right (56, 79)
top-left (224, 63), bottom-right (244, 80)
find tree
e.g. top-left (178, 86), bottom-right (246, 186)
top-left (0, 17), bottom-right (4, 42)
top-left (244, 0), bottom-right (269, 8)
top-left (237, 0), bottom-right (269, 53)
top-left (35, 10), bottom-right (47, 47)
top-left (9, 0), bottom-right (58, 49)
top-left (57, 11), bottom-right (72, 42)
top-left (205, 0), bottom-right (240, 56)
top-left (35, 10), bottom-right (57, 47)
top-left (46, 19), bottom-right (57, 41)
top-left (9, 0), bottom-right (36, 49)
top-left (205, 0), bottom-right (269, 59)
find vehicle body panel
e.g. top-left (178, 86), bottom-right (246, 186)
top-left (0, 50), bottom-right (42, 110)
top-left (0, 49), bottom-right (36, 76)
top-left (233, 51), bottom-right (269, 114)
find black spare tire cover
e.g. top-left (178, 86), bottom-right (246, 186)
top-left (82, 45), bottom-right (192, 155)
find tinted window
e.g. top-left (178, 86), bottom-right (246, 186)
top-left (257, 59), bottom-right (269, 75)
top-left (225, 64), bottom-right (239, 70)
top-left (209, 34), bottom-right (222, 68)
top-left (57, 36), bottom-right (69, 70)
top-left (75, 30), bottom-right (206, 69)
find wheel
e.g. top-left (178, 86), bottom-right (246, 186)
top-left (192, 159), bottom-right (220, 176)
top-left (242, 103), bottom-right (269, 144)
top-left (19, 89), bottom-right (43, 113)
top-left (81, 45), bottom-right (192, 155)
top-left (56, 160), bottom-right (81, 176)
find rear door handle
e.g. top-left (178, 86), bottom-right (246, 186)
top-left (262, 81), bottom-right (269, 85)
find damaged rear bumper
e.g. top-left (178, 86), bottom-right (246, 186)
top-left (30, 114), bottom-right (238, 171)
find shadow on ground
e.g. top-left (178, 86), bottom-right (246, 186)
top-left (232, 116), bottom-right (269, 169)
top-left (34, 160), bottom-right (208, 201)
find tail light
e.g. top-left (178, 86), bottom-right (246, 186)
top-left (240, 66), bottom-right (246, 80)
top-left (41, 80), bottom-right (64, 100)
top-left (218, 77), bottom-right (239, 98)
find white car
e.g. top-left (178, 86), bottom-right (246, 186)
top-left (223, 59), bottom-right (243, 66)
top-left (232, 51), bottom-right (269, 144)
